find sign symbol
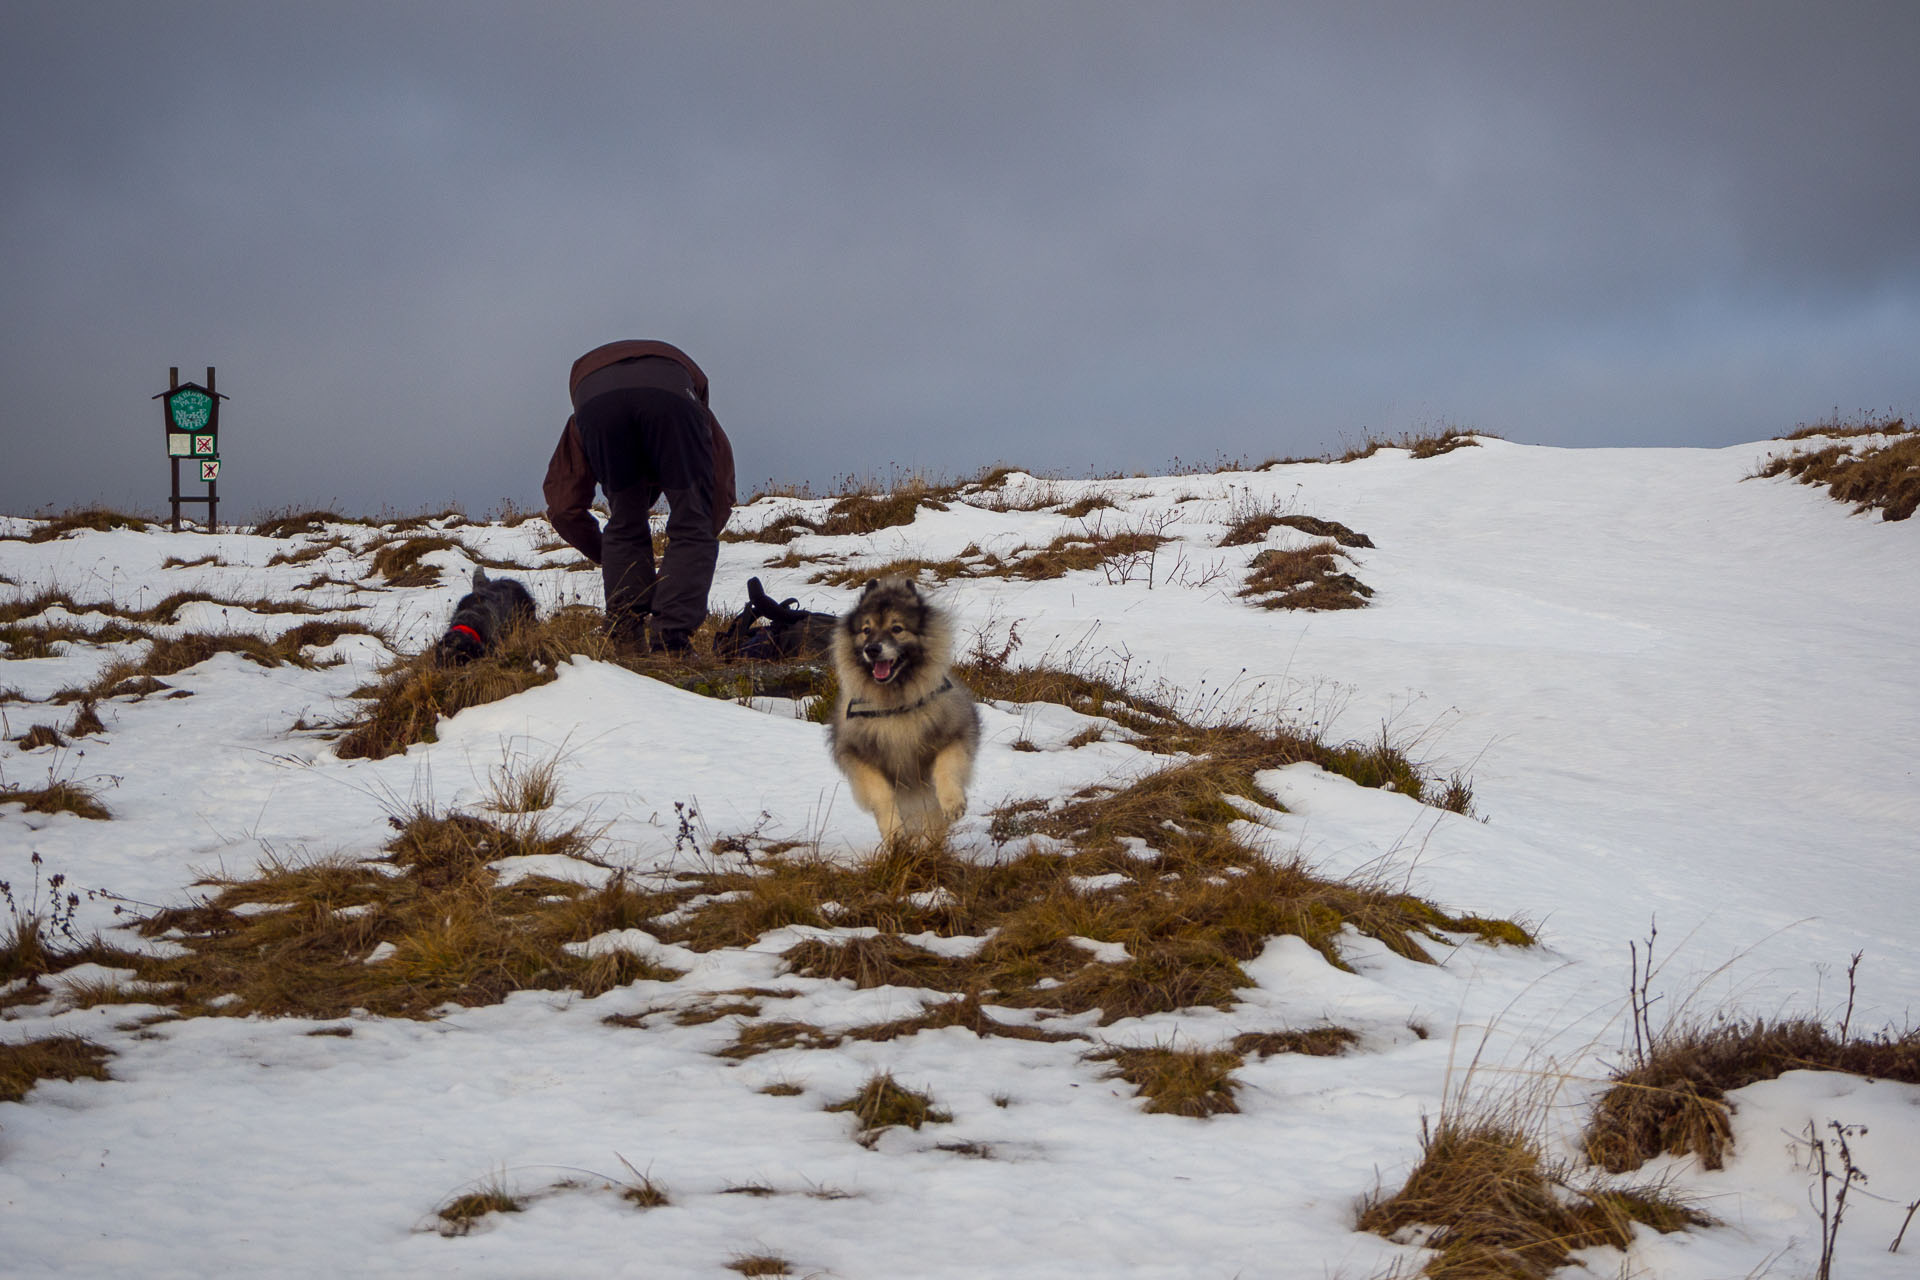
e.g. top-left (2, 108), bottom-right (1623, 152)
top-left (200, 460), bottom-right (221, 481)
top-left (193, 434), bottom-right (215, 455)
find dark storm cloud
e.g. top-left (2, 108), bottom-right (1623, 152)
top-left (3, 1), bottom-right (1916, 516)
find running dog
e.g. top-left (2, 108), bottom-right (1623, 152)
top-left (433, 567), bottom-right (537, 666)
top-left (829, 576), bottom-right (981, 842)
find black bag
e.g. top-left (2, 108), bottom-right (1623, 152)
top-left (715, 577), bottom-right (837, 662)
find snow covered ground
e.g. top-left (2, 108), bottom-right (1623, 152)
top-left (3, 435), bottom-right (1916, 1278)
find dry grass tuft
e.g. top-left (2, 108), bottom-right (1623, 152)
top-left (1755, 418), bottom-right (1919, 521)
top-left (68, 700), bottom-right (106, 736)
top-left (2, 506), bottom-right (151, 543)
top-left (1231, 1026), bottom-right (1360, 1058)
top-left (1241, 542), bottom-right (1374, 610)
top-left (143, 631), bottom-right (279, 673)
top-left (1776, 410), bottom-right (1913, 441)
top-left (621, 1169), bottom-right (670, 1208)
top-left (130, 804), bottom-right (681, 1020)
top-left (726, 1256), bottom-right (794, 1277)
top-left (825, 1071), bottom-right (952, 1143)
top-left (1, 779), bottom-right (112, 820)
top-left (718, 1020), bottom-right (845, 1060)
top-left (367, 534), bottom-right (466, 586)
top-left (334, 605), bottom-right (766, 758)
top-left (817, 489), bottom-right (948, 536)
top-left (1228, 512), bottom-right (1376, 549)
top-left (14, 723), bottom-right (66, 750)
top-left (435, 1180), bottom-right (523, 1235)
top-left (996, 526), bottom-right (1172, 581)
top-left (485, 751), bottom-right (562, 814)
top-left (253, 509), bottom-right (352, 538)
top-left (1056, 494), bottom-right (1118, 518)
top-left (1359, 1118), bottom-right (1708, 1278)
top-left (846, 993), bottom-right (1082, 1044)
top-left (1336, 429), bottom-right (1484, 463)
top-left (728, 478), bottom-right (955, 544)
top-left (333, 608), bottom-right (603, 759)
top-left (0, 1034), bottom-right (113, 1101)
top-left (809, 553), bottom-right (981, 588)
top-left (1089, 1043), bottom-right (1244, 1116)
top-left (1582, 1018), bottom-right (1920, 1172)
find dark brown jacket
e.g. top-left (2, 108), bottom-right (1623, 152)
top-left (542, 340), bottom-right (737, 562)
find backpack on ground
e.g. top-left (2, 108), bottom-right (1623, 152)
top-left (715, 577), bottom-right (837, 662)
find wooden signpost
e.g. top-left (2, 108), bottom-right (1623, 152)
top-left (156, 366), bottom-right (227, 532)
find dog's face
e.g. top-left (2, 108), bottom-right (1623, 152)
top-left (433, 625), bottom-right (487, 667)
top-left (842, 578), bottom-right (930, 686)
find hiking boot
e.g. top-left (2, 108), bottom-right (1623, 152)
top-left (601, 615), bottom-right (650, 656)
top-left (648, 627), bottom-right (693, 659)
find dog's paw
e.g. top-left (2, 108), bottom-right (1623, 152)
top-left (938, 793), bottom-right (968, 824)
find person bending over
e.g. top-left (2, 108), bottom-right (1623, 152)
top-left (542, 339), bottom-right (736, 655)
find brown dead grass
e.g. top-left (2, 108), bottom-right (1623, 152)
top-left (809, 553), bottom-right (982, 588)
top-left (825, 1071), bottom-right (952, 1142)
top-left (333, 608), bottom-right (600, 759)
top-left (367, 534), bottom-right (467, 586)
top-left (998, 528), bottom-right (1171, 581)
top-left (435, 1182), bottom-right (523, 1235)
top-left (14, 723), bottom-right (66, 750)
top-left (1582, 1018), bottom-right (1920, 1173)
top-left (1089, 1043), bottom-right (1244, 1116)
top-left (0, 1034), bottom-right (113, 1101)
top-left (1, 780), bottom-right (112, 820)
top-left (1756, 419), bottom-right (1919, 521)
top-left (1, 507), bottom-right (151, 543)
top-left (1240, 542), bottom-right (1375, 610)
top-left (663, 729), bottom-right (1519, 1025)
top-left (802, 525), bottom-right (1173, 587)
top-left (253, 509), bottom-right (353, 538)
top-left (1360, 1119), bottom-right (1708, 1279)
top-left (127, 806), bottom-right (681, 1019)
top-left (1220, 513), bottom-right (1376, 549)
top-left (727, 479), bottom-right (956, 544)
top-left (1337, 429), bottom-right (1484, 463)
top-left (1776, 410), bottom-right (1914, 441)
top-left (718, 1020), bottom-right (846, 1060)
top-left (1232, 1026), bottom-right (1360, 1058)
top-left (334, 605), bottom-right (761, 759)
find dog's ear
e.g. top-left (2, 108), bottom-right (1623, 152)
top-left (862, 578), bottom-right (879, 595)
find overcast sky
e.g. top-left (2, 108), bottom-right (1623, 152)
top-left (3, 2), bottom-right (1916, 518)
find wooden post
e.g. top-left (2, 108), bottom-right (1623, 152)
top-left (169, 366), bottom-right (182, 533)
top-left (204, 366), bottom-right (218, 533)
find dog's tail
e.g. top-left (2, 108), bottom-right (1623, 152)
top-left (471, 566), bottom-right (490, 590)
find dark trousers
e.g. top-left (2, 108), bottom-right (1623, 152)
top-left (574, 387), bottom-right (718, 640)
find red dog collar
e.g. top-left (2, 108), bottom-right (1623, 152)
top-left (447, 624), bottom-right (483, 643)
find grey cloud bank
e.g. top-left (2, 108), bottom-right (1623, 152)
top-left (3, 1), bottom-right (1916, 516)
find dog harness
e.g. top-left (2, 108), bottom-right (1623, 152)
top-left (844, 677), bottom-right (955, 719)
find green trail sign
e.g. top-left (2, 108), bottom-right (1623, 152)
top-left (155, 367), bottom-right (228, 532)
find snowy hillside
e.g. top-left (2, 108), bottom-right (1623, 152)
top-left (3, 434), bottom-right (1917, 1279)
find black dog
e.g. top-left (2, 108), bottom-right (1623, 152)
top-left (433, 568), bottom-right (537, 666)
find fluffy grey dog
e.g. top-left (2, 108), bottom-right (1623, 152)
top-left (829, 576), bottom-right (982, 842)
top-left (433, 567), bottom-right (537, 666)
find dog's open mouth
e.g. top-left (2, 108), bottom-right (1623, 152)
top-left (870, 658), bottom-right (896, 683)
